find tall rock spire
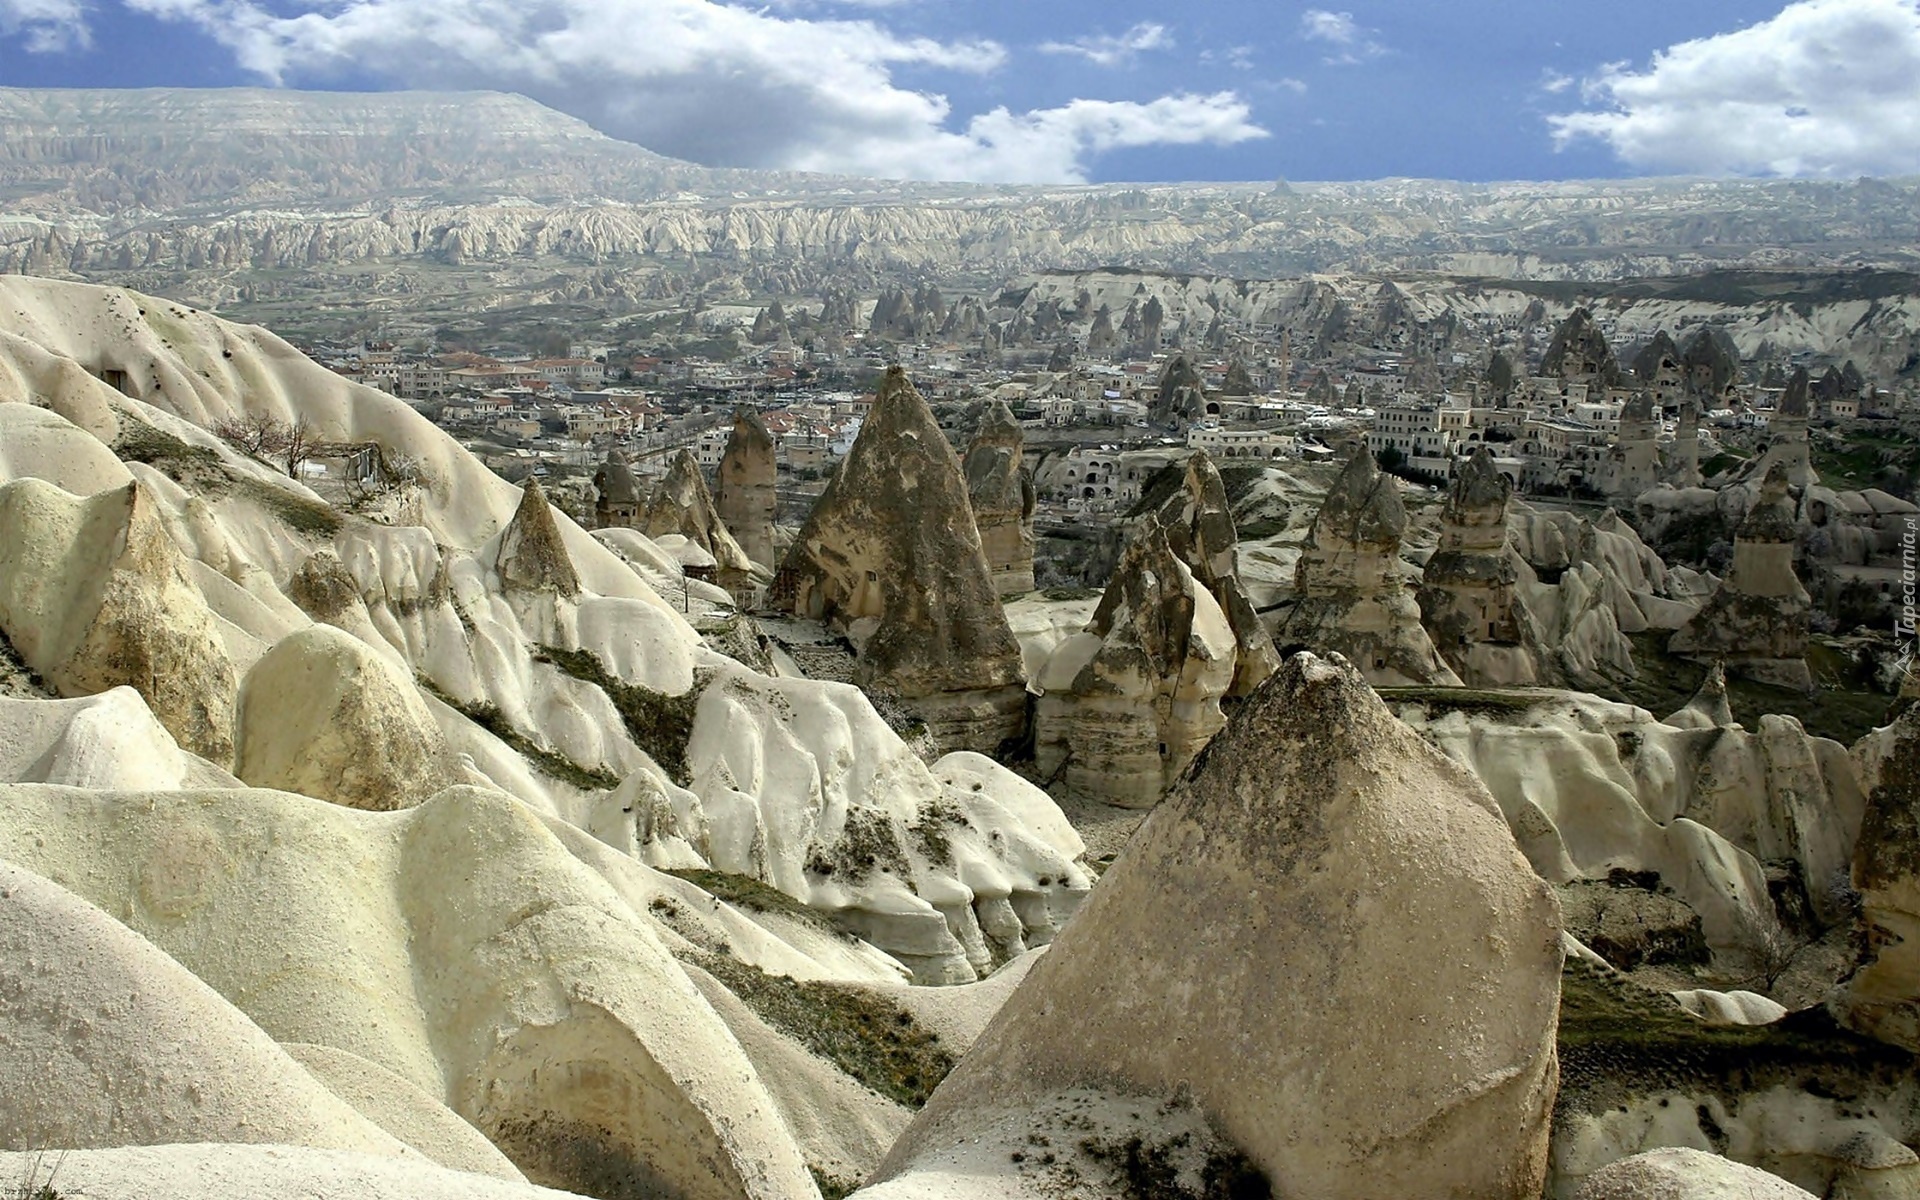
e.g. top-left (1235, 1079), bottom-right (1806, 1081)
top-left (963, 400), bottom-right (1036, 597)
top-left (771, 367), bottom-right (1026, 754)
top-left (714, 409), bottom-right (778, 572)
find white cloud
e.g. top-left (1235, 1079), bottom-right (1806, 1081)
top-left (1038, 21), bottom-right (1171, 67)
top-left (0, 0), bottom-right (89, 50)
top-left (120, 0), bottom-right (1264, 182)
top-left (1538, 69), bottom-right (1574, 94)
top-left (798, 91), bottom-right (1268, 183)
top-left (1549, 0), bottom-right (1920, 176)
top-left (1198, 42), bottom-right (1257, 71)
top-left (1298, 8), bottom-right (1385, 64)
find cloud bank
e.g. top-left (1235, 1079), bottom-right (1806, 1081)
top-left (1550, 0), bottom-right (1920, 177)
top-left (107, 0), bottom-right (1264, 183)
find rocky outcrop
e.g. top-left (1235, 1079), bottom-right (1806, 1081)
top-left (1664, 661), bottom-right (1734, 729)
top-left (0, 783), bottom-right (823, 1200)
top-left (1543, 307), bottom-right (1621, 385)
top-left (771, 367), bottom-right (1026, 755)
top-left (1575, 1148), bottom-right (1817, 1200)
top-left (1830, 706), bottom-right (1920, 1051)
top-left (592, 451), bottom-right (642, 530)
top-left (1670, 464), bottom-right (1812, 690)
top-left (1603, 391), bottom-right (1661, 498)
top-left (1033, 519), bottom-right (1236, 807)
top-left (961, 400), bottom-right (1035, 597)
top-left (642, 448), bottom-right (757, 589)
top-left (1631, 330), bottom-right (1683, 391)
top-left (1747, 367), bottom-right (1816, 488)
top-left (1277, 447), bottom-right (1461, 685)
top-left (1400, 688), bottom-right (1865, 955)
top-left (1508, 504), bottom-right (1708, 688)
top-left (714, 410), bottom-right (778, 573)
top-left (0, 1145), bottom-right (575, 1200)
top-left (873, 654), bottom-right (1563, 1199)
top-left (1148, 451), bottom-right (1280, 696)
top-left (1681, 328), bottom-right (1740, 400)
top-left (1148, 353), bottom-right (1205, 425)
top-left (233, 625), bottom-right (456, 811)
top-left (1669, 399), bottom-right (1703, 487)
top-left (1419, 446), bottom-right (1534, 685)
top-left (0, 478), bottom-right (236, 762)
top-left (495, 476), bottom-right (580, 597)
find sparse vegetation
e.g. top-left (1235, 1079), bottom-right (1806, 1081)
top-left (660, 867), bottom-right (847, 938)
top-left (1613, 632), bottom-right (1898, 744)
top-left (416, 674), bottom-right (620, 791)
top-left (1377, 686), bottom-right (1549, 717)
top-left (230, 475), bottom-right (344, 538)
top-left (690, 951), bottom-right (954, 1108)
top-left (213, 412), bottom-right (319, 479)
top-left (1076, 1132), bottom-right (1271, 1200)
top-left (908, 797), bottom-right (967, 869)
top-left (806, 805), bottom-right (913, 885)
top-left (112, 420), bottom-right (225, 489)
top-left (534, 645), bottom-right (709, 785)
top-left (8, 1152), bottom-right (65, 1200)
top-left (808, 1168), bottom-right (859, 1200)
top-left (1555, 957), bottom-right (1915, 1120)
top-left (112, 416), bottom-right (345, 538)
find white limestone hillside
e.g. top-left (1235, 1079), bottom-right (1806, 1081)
top-left (1392, 689), bottom-right (1865, 957)
top-left (1013, 270), bottom-right (1920, 377)
top-left (0, 275), bottom-right (1096, 1195)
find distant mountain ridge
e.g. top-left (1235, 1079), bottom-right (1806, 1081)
top-left (2, 86), bottom-right (1919, 291)
top-left (0, 86), bottom-right (788, 212)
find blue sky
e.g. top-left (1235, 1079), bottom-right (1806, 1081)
top-left (3, 0), bottom-right (1917, 183)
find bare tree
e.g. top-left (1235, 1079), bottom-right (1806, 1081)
top-left (213, 414), bottom-right (318, 479)
top-left (278, 417), bottom-right (318, 479)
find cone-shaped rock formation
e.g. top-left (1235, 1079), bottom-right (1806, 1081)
top-left (1670, 463), bottom-right (1811, 689)
top-left (771, 367), bottom-right (1026, 754)
top-left (1034, 517), bottom-right (1236, 807)
top-left (873, 652), bottom-right (1563, 1200)
top-left (1419, 447), bottom-right (1533, 686)
top-left (496, 476), bottom-right (580, 597)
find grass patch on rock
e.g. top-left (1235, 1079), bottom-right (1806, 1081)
top-left (1555, 957), bottom-right (1914, 1119)
top-left (808, 1168), bottom-right (859, 1200)
top-left (230, 475), bottom-right (344, 538)
top-left (113, 418), bottom-right (343, 539)
top-left (535, 645), bottom-right (708, 785)
top-left (1076, 1133), bottom-right (1271, 1200)
top-left (661, 868), bottom-right (846, 939)
top-left (690, 951), bottom-right (954, 1108)
top-left (1612, 632), bottom-right (1897, 744)
top-left (416, 674), bottom-right (620, 791)
top-left (1377, 686), bottom-right (1551, 717)
top-left (113, 421), bottom-right (221, 469)
top-left (805, 805), bottom-right (913, 886)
